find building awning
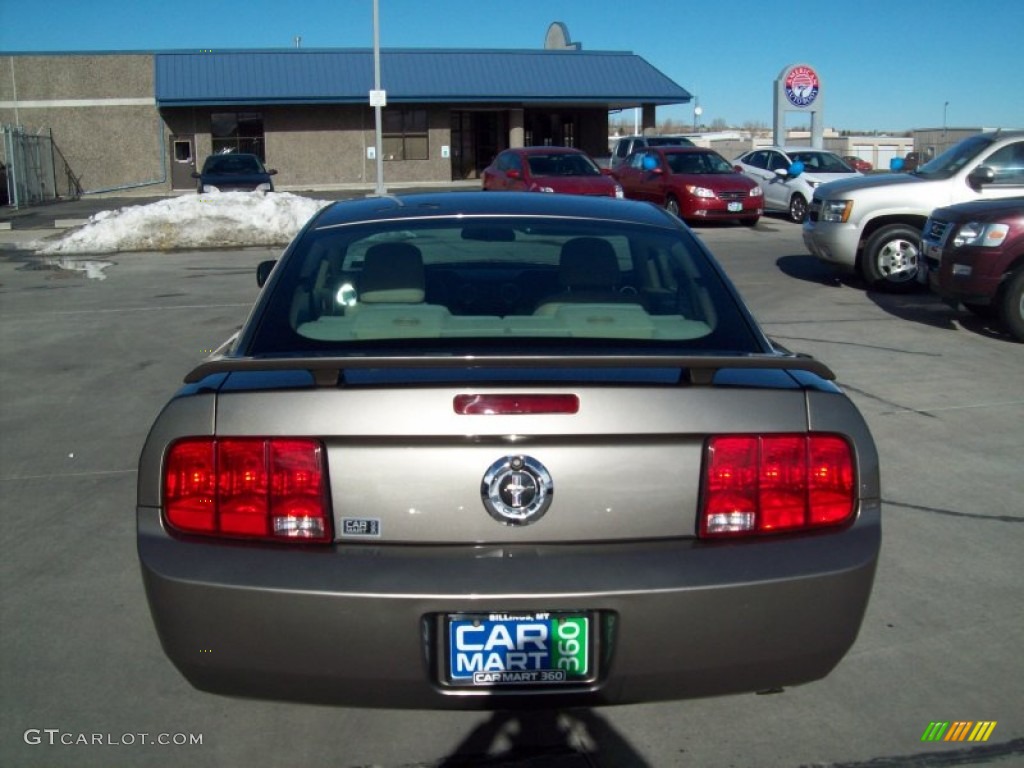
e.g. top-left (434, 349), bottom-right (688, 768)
top-left (155, 49), bottom-right (691, 109)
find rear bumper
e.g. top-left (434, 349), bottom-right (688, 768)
top-left (139, 503), bottom-right (880, 709)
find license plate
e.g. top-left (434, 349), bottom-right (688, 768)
top-left (727, 201), bottom-right (743, 212)
top-left (446, 612), bottom-right (592, 687)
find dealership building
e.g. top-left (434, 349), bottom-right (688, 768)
top-left (1, 30), bottom-right (692, 198)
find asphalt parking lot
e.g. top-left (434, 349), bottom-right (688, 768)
top-left (0, 203), bottom-right (1022, 768)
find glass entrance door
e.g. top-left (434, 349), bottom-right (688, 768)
top-left (450, 112), bottom-right (504, 180)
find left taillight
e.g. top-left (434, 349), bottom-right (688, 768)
top-left (700, 434), bottom-right (855, 538)
top-left (163, 437), bottom-right (332, 543)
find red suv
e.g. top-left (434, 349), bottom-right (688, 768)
top-left (921, 197), bottom-right (1024, 341)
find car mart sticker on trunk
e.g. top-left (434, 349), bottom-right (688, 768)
top-left (447, 612), bottom-right (591, 686)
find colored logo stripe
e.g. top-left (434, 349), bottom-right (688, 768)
top-left (549, 617), bottom-right (588, 677)
top-left (921, 721), bottom-right (997, 742)
top-left (968, 721), bottom-right (997, 742)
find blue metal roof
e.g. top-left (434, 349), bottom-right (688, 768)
top-left (154, 49), bottom-right (691, 107)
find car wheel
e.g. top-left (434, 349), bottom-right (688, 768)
top-left (665, 195), bottom-right (681, 218)
top-left (788, 195), bottom-right (808, 223)
top-left (861, 224), bottom-right (922, 291)
top-left (998, 268), bottom-right (1024, 342)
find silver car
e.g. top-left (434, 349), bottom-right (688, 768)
top-left (138, 191), bottom-right (881, 709)
top-left (733, 147), bottom-right (861, 223)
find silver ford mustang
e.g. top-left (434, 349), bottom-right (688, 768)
top-left (138, 191), bottom-right (881, 709)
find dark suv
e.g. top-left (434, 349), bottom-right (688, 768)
top-left (921, 197), bottom-right (1024, 341)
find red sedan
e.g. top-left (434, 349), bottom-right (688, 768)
top-left (842, 155), bottom-right (874, 173)
top-left (613, 147), bottom-right (762, 225)
top-left (482, 147), bottom-right (623, 198)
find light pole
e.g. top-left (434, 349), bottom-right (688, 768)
top-left (371, 0), bottom-right (386, 196)
top-left (942, 101), bottom-right (949, 138)
top-left (693, 101), bottom-right (702, 133)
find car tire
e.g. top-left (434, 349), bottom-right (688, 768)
top-left (665, 195), bottom-right (681, 218)
top-left (788, 195), bottom-right (808, 223)
top-left (861, 224), bottom-right (922, 291)
top-left (998, 268), bottom-right (1024, 342)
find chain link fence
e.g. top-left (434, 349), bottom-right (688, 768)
top-left (1, 124), bottom-right (82, 208)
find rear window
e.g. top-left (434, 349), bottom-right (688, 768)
top-left (247, 216), bottom-right (761, 356)
top-left (787, 152), bottom-right (855, 173)
top-left (204, 154), bottom-right (262, 174)
top-left (648, 137), bottom-right (695, 147)
top-left (666, 151), bottom-right (734, 175)
top-left (527, 153), bottom-right (601, 177)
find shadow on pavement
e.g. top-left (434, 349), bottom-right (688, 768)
top-left (775, 253), bottom-right (1019, 342)
top-left (775, 253), bottom-right (851, 288)
top-left (864, 287), bottom-right (963, 332)
top-left (436, 709), bottom-right (652, 767)
top-left (868, 290), bottom-right (1018, 341)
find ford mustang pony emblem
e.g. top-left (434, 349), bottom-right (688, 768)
top-left (481, 456), bottom-right (553, 525)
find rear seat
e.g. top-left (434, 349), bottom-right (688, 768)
top-left (296, 238), bottom-right (709, 340)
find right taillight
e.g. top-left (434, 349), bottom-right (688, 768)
top-left (700, 434), bottom-right (855, 537)
top-left (164, 437), bottom-right (332, 543)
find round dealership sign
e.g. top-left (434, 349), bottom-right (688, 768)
top-left (784, 65), bottom-right (820, 108)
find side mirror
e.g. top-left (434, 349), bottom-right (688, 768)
top-left (256, 260), bottom-right (276, 287)
top-left (968, 165), bottom-right (996, 189)
top-left (642, 156), bottom-right (659, 172)
top-left (787, 161), bottom-right (805, 178)
top-left (506, 169), bottom-right (522, 180)
top-left (267, 169), bottom-right (278, 176)
top-left (889, 157), bottom-right (905, 172)
top-left (191, 171), bottom-right (201, 179)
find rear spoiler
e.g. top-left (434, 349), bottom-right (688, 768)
top-left (184, 354), bottom-right (835, 387)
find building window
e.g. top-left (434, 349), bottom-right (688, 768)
top-left (211, 113), bottom-right (266, 159)
top-left (383, 108), bottom-right (428, 161)
top-left (173, 140), bottom-right (193, 163)
top-left (562, 121), bottom-right (575, 148)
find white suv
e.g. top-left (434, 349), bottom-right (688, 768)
top-left (802, 130), bottom-right (1024, 290)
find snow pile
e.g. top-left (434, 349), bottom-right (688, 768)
top-left (35, 191), bottom-right (332, 255)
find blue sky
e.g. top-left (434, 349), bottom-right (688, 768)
top-left (2, 0), bottom-right (1022, 133)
